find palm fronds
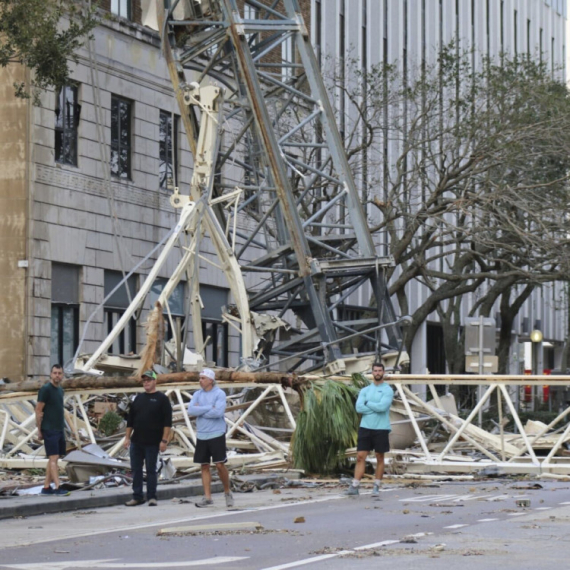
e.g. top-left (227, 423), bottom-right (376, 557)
top-left (291, 374), bottom-right (370, 474)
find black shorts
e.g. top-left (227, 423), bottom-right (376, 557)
top-left (356, 427), bottom-right (390, 454)
top-left (194, 434), bottom-right (227, 465)
top-left (43, 429), bottom-right (66, 457)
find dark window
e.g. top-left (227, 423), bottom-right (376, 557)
top-left (200, 286), bottom-right (229, 367)
top-left (202, 320), bottom-right (229, 367)
top-left (104, 270), bottom-right (137, 354)
top-left (159, 111), bottom-right (178, 190)
top-left (55, 84), bottom-right (79, 166)
top-left (315, 0), bottom-right (322, 67)
top-left (111, 96), bottom-right (132, 179)
top-left (426, 323), bottom-right (446, 374)
top-left (51, 263), bottom-right (80, 366)
top-left (111, 0), bottom-right (131, 20)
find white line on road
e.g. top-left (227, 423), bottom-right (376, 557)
top-left (353, 540), bottom-right (400, 550)
top-left (507, 513), bottom-right (527, 516)
top-left (477, 518), bottom-right (499, 522)
top-left (559, 501), bottom-right (570, 505)
top-left (534, 507), bottom-right (552, 510)
top-left (485, 495), bottom-right (510, 501)
top-left (259, 540), bottom-right (400, 570)
top-left (0, 557), bottom-right (249, 570)
top-left (260, 552), bottom-right (352, 570)
top-left (444, 524), bottom-right (468, 529)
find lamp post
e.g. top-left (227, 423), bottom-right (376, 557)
top-left (530, 329), bottom-right (543, 411)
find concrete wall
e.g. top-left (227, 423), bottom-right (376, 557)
top-left (0, 64), bottom-right (29, 382)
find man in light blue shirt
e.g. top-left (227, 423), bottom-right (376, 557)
top-left (346, 362), bottom-right (393, 497)
top-left (187, 368), bottom-right (234, 508)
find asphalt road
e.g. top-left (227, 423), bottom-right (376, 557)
top-left (1, 478), bottom-right (570, 569)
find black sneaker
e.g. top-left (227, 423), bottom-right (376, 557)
top-left (40, 487), bottom-right (54, 495)
top-left (53, 488), bottom-right (71, 496)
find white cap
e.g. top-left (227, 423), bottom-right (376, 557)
top-left (199, 368), bottom-right (216, 381)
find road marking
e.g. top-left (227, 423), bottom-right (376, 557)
top-left (260, 552), bottom-right (352, 570)
top-left (559, 501), bottom-right (570, 505)
top-left (401, 494), bottom-right (459, 503)
top-left (259, 540), bottom-right (399, 570)
top-left (0, 558), bottom-right (248, 570)
top-left (401, 493), bottom-right (510, 504)
top-left (534, 507), bottom-right (552, 510)
top-left (2, 494), bottom-right (347, 549)
top-left (477, 518), bottom-right (498, 522)
top-left (507, 513), bottom-right (527, 517)
top-left (486, 495), bottom-right (510, 501)
top-left (353, 540), bottom-right (400, 550)
top-left (444, 524), bottom-right (468, 529)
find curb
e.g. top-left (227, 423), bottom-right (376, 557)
top-left (0, 481), bottom-right (222, 520)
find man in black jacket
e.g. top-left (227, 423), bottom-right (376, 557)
top-left (124, 370), bottom-right (172, 506)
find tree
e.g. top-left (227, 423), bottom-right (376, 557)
top-left (334, 48), bottom-right (570, 372)
top-left (0, 0), bottom-right (95, 103)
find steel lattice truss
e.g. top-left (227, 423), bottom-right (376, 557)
top-left (154, 0), bottom-right (406, 373)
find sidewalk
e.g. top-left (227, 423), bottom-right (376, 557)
top-left (0, 472), bottom-right (282, 520)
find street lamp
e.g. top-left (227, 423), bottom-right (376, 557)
top-left (530, 329), bottom-right (543, 343)
top-left (530, 329), bottom-right (543, 411)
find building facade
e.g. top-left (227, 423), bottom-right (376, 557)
top-left (0, 0), bottom-right (567, 382)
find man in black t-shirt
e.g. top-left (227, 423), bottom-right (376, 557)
top-left (124, 370), bottom-right (173, 506)
top-left (35, 364), bottom-right (70, 496)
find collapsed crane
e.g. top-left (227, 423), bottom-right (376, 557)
top-left (79, 0), bottom-right (407, 376)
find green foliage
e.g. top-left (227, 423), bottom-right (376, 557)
top-left (0, 0), bottom-right (96, 103)
top-left (291, 374), bottom-right (369, 475)
top-left (98, 410), bottom-right (122, 437)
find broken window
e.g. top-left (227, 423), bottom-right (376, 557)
top-left (50, 263), bottom-right (80, 366)
top-left (111, 0), bottom-right (131, 20)
top-left (159, 110), bottom-right (178, 190)
top-left (110, 96), bottom-right (132, 179)
top-left (55, 84), bottom-right (79, 166)
top-left (149, 278), bottom-right (186, 341)
top-left (104, 270), bottom-right (137, 355)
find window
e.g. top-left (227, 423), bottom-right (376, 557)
top-left (244, 4), bottom-right (260, 47)
top-left (315, 0), bottom-right (322, 67)
top-left (111, 0), bottom-right (131, 20)
top-left (55, 84), bottom-right (79, 166)
top-left (51, 264), bottom-right (80, 367)
top-left (149, 278), bottom-right (186, 341)
top-left (111, 96), bottom-right (132, 179)
top-left (159, 111), bottom-right (178, 190)
top-left (104, 271), bottom-right (137, 354)
top-left (200, 286), bottom-right (229, 367)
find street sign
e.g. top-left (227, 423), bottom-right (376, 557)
top-left (465, 355), bottom-right (499, 373)
top-left (464, 317), bottom-right (496, 355)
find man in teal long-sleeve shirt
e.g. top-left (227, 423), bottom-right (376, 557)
top-left (346, 362), bottom-right (394, 497)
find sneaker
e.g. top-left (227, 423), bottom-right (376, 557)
top-left (40, 487), bottom-right (54, 495)
top-left (225, 492), bottom-right (234, 508)
top-left (195, 496), bottom-right (214, 508)
top-left (125, 498), bottom-right (145, 506)
top-left (345, 485), bottom-right (359, 496)
top-left (53, 488), bottom-right (70, 496)
top-left (371, 484), bottom-right (380, 497)
top-left (148, 498), bottom-right (157, 507)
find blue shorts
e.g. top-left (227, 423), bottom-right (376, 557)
top-left (43, 429), bottom-right (66, 457)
